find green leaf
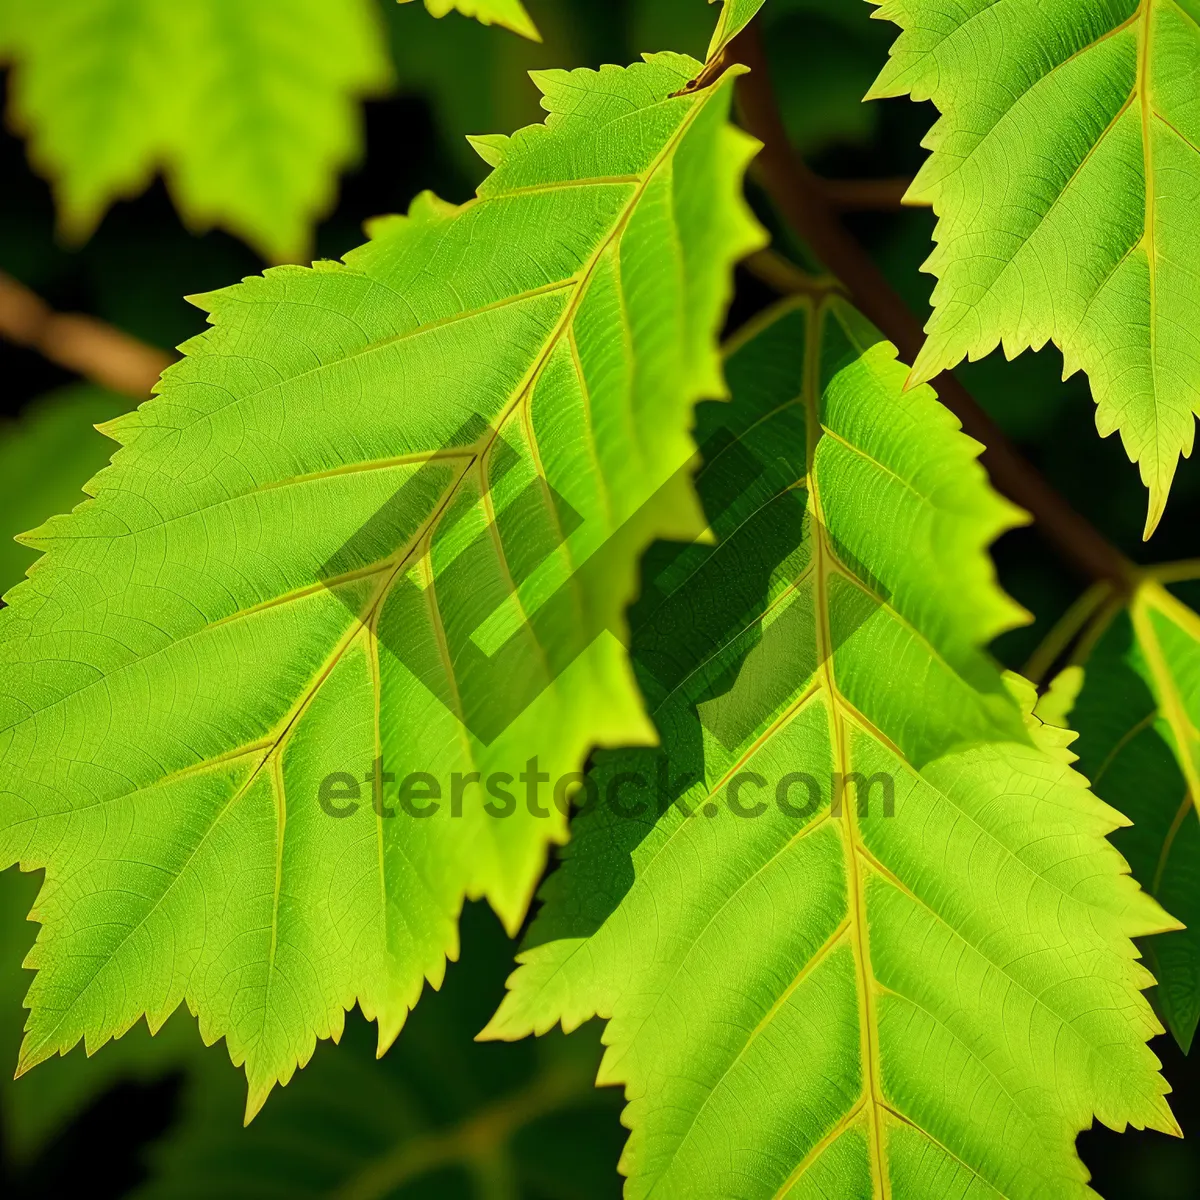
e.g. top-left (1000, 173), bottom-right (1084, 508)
top-left (485, 295), bottom-right (1178, 1197)
top-left (402, 0), bottom-right (542, 41)
top-left (131, 904), bottom-right (621, 1200)
top-left (1048, 571), bottom-right (1200, 1053)
top-left (0, 386), bottom-right (129, 597)
top-left (707, 0), bottom-right (767, 58)
top-left (0, 54), bottom-right (763, 1119)
top-left (0, 0), bottom-right (393, 261)
top-left (869, 0), bottom-right (1200, 539)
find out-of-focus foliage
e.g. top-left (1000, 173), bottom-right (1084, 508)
top-left (0, 0), bottom-right (901, 265)
top-left (0, 0), bottom-right (394, 262)
top-left (768, 0), bottom-right (893, 153)
top-left (0, 385), bottom-right (126, 596)
top-left (402, 0), bottom-right (541, 41)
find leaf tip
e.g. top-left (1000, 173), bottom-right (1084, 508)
top-left (466, 133), bottom-right (508, 168)
top-left (13, 1037), bottom-right (49, 1080)
top-left (475, 1008), bottom-right (516, 1043)
top-left (904, 340), bottom-right (941, 393)
top-left (243, 1083), bottom-right (273, 1126)
top-left (1173, 1014), bottom-right (1198, 1056)
top-left (1143, 490), bottom-right (1167, 541)
top-left (376, 1012), bottom-right (406, 1059)
top-left (12, 528), bottom-right (45, 550)
top-left (485, 0), bottom-right (541, 41)
top-left (1158, 1103), bottom-right (1185, 1140)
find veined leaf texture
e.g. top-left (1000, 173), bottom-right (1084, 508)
top-left (870, 0), bottom-right (1200, 537)
top-left (1, 0), bottom-right (1197, 1185)
top-left (0, 54), bottom-right (763, 1118)
top-left (487, 297), bottom-right (1179, 1198)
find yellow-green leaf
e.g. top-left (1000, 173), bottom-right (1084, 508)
top-left (707, 0), bottom-right (767, 59)
top-left (402, 0), bottom-right (541, 41)
top-left (0, 0), bottom-right (393, 261)
top-left (0, 54), bottom-right (763, 1119)
top-left (870, 0), bottom-right (1200, 538)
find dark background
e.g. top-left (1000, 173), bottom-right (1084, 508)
top-left (2, 1), bottom-right (1198, 1196)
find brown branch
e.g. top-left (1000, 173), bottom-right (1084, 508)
top-left (731, 24), bottom-right (1133, 591)
top-left (0, 271), bottom-right (172, 398)
top-left (823, 176), bottom-right (917, 211)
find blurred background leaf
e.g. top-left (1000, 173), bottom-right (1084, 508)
top-left (403, 0), bottom-right (542, 42)
top-left (0, 0), bottom-right (393, 262)
top-left (0, 385), bottom-right (126, 596)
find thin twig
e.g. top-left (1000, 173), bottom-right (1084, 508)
top-left (731, 23), bottom-right (1134, 591)
top-left (1147, 559), bottom-right (1200, 586)
top-left (823, 176), bottom-right (917, 211)
top-left (333, 1065), bottom-right (594, 1200)
top-left (0, 271), bottom-right (172, 398)
top-left (1022, 582), bottom-right (1113, 684)
top-left (742, 249), bottom-right (843, 299)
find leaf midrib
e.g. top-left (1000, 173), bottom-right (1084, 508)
top-left (1140, 0), bottom-right (1165, 532)
top-left (803, 304), bottom-right (891, 1198)
top-left (795, 302), bottom-right (1103, 1196)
